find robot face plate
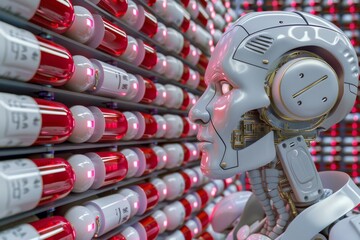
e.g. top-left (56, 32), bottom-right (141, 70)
top-left (189, 26), bottom-right (276, 179)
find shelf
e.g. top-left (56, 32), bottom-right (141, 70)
top-left (0, 160), bottom-right (200, 228)
top-left (0, 78), bottom-right (192, 115)
top-left (0, 137), bottom-right (198, 158)
top-left (0, 9), bottom-right (203, 96)
top-left (75, 0), bottom-right (206, 76)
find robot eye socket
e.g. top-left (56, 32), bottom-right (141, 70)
top-left (219, 80), bottom-right (233, 95)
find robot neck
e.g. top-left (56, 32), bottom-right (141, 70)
top-left (247, 135), bottom-right (324, 239)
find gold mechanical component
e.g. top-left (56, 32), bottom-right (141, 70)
top-left (278, 178), bottom-right (298, 217)
top-left (94, 215), bottom-right (101, 237)
top-left (231, 111), bottom-right (272, 149)
top-left (93, 69), bottom-right (100, 90)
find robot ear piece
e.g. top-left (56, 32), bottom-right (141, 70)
top-left (269, 51), bottom-right (340, 121)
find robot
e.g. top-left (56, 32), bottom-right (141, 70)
top-left (189, 11), bottom-right (360, 240)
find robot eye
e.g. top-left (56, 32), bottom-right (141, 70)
top-left (220, 80), bottom-right (233, 95)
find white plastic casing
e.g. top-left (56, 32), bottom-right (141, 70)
top-left (186, 45), bottom-right (200, 66)
top-left (153, 83), bottom-right (167, 106)
top-left (129, 185), bottom-right (150, 215)
top-left (153, 53), bottom-right (167, 75)
top-left (163, 201), bottom-right (186, 230)
top-left (163, 173), bottom-right (185, 200)
top-left (186, 69), bottom-right (200, 88)
top-left (185, 20), bottom-right (197, 40)
top-left (120, 227), bottom-right (140, 240)
top-left (65, 6), bottom-right (95, 43)
top-left (85, 152), bottom-right (108, 189)
top-left (120, 0), bottom-right (138, 26)
top-left (152, 210), bottom-right (168, 233)
top-left (120, 36), bottom-right (142, 65)
top-left (85, 14), bottom-right (105, 49)
top-left (132, 112), bottom-right (146, 140)
top-left (84, 194), bottom-right (131, 236)
top-left (206, 20), bottom-right (215, 32)
top-left (150, 178), bottom-right (168, 201)
top-left (153, 115), bottom-right (167, 139)
top-left (164, 56), bottom-right (184, 81)
top-left (163, 114), bottom-right (184, 139)
top-left (89, 59), bottom-right (133, 99)
top-left (64, 206), bottom-right (96, 240)
top-left (183, 142), bottom-right (197, 162)
top-left (227, 8), bottom-right (237, 20)
top-left (165, 231), bottom-right (185, 240)
top-left (131, 147), bottom-right (146, 177)
top-left (185, 219), bottom-right (199, 237)
top-left (133, 5), bottom-right (146, 31)
top-left (213, 179), bottom-right (225, 196)
top-left (123, 112), bottom-right (140, 140)
top-left (185, 194), bottom-right (200, 212)
top-left (69, 106), bottom-right (95, 143)
top-left (68, 154), bottom-right (95, 193)
top-left (192, 166), bottom-right (205, 187)
top-left (163, 143), bottom-right (184, 168)
top-left (194, 25), bottom-right (212, 50)
top-left (121, 148), bottom-right (140, 178)
top-left (183, 168), bottom-right (198, 188)
top-left (117, 188), bottom-right (140, 218)
top-left (154, 22), bottom-right (168, 45)
top-left (164, 28), bottom-right (184, 54)
top-left (65, 55), bottom-right (96, 92)
top-left (87, 107), bottom-right (106, 143)
top-left (186, 117), bottom-right (198, 137)
top-left (151, 145), bottom-right (168, 170)
top-left (164, 85), bottom-right (184, 109)
top-left (186, 0), bottom-right (199, 18)
top-left (130, 74), bottom-right (146, 103)
top-left (213, 14), bottom-right (226, 30)
top-left (204, 181), bottom-right (217, 199)
top-left (214, 0), bottom-right (226, 15)
top-left (187, 92), bottom-right (197, 108)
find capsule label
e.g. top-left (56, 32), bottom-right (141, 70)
top-left (0, 0), bottom-right (40, 20)
top-left (0, 93), bottom-right (41, 147)
top-left (0, 223), bottom-right (39, 240)
top-left (0, 159), bottom-right (42, 219)
top-left (0, 22), bottom-right (41, 82)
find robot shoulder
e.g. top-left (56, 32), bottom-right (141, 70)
top-left (329, 214), bottom-right (360, 240)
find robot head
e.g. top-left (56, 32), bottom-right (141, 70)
top-left (189, 11), bottom-right (359, 179)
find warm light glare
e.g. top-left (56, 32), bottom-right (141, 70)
top-left (162, 124), bottom-right (167, 130)
top-left (133, 44), bottom-right (138, 52)
top-left (164, 220), bottom-right (168, 227)
top-left (86, 68), bottom-right (94, 76)
top-left (194, 228), bottom-right (199, 234)
top-left (134, 161), bottom-right (138, 167)
top-left (87, 120), bottom-right (94, 128)
top-left (192, 150), bottom-right (197, 156)
top-left (163, 188), bottom-right (167, 195)
top-left (163, 155), bottom-right (167, 162)
top-left (133, 123), bottom-right (138, 129)
top-left (133, 83), bottom-right (138, 90)
top-left (193, 176), bottom-right (198, 183)
top-left (86, 18), bottom-right (93, 27)
top-left (87, 170), bottom-right (95, 178)
top-left (133, 9), bottom-right (138, 16)
top-left (162, 91), bottom-right (167, 98)
top-left (134, 202), bottom-right (139, 209)
top-left (88, 223), bottom-right (94, 232)
top-left (194, 202), bottom-right (198, 208)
